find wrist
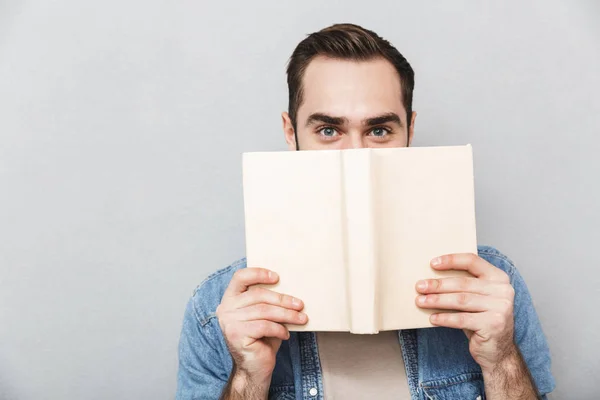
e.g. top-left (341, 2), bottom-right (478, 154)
top-left (481, 345), bottom-right (520, 379)
top-left (229, 366), bottom-right (271, 398)
top-left (481, 345), bottom-right (539, 399)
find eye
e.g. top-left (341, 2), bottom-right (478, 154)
top-left (318, 127), bottom-right (339, 138)
top-left (369, 127), bottom-right (390, 137)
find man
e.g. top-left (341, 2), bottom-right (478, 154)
top-left (176, 23), bottom-right (554, 399)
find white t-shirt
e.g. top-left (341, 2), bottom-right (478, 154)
top-left (316, 331), bottom-right (410, 399)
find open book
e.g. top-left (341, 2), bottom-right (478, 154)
top-left (242, 145), bottom-right (477, 334)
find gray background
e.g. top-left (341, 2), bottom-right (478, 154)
top-left (0, 0), bottom-right (598, 399)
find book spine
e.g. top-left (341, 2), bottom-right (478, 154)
top-left (341, 149), bottom-right (378, 334)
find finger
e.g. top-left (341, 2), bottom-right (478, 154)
top-left (430, 311), bottom-right (510, 336)
top-left (224, 268), bottom-right (279, 297)
top-left (235, 287), bottom-right (304, 310)
top-left (429, 312), bottom-right (484, 331)
top-left (237, 304), bottom-right (308, 325)
top-left (416, 277), bottom-right (512, 297)
top-left (243, 320), bottom-right (290, 342)
top-left (416, 293), bottom-right (491, 312)
top-left (430, 253), bottom-right (509, 282)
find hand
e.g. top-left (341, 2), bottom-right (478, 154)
top-left (216, 268), bottom-right (308, 395)
top-left (415, 253), bottom-right (516, 373)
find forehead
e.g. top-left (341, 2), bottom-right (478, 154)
top-left (299, 56), bottom-right (405, 122)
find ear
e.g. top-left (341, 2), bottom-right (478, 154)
top-left (407, 111), bottom-right (417, 147)
top-left (282, 112), bottom-right (297, 151)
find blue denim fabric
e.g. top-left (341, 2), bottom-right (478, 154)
top-left (176, 245), bottom-right (554, 399)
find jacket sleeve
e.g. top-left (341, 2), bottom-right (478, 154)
top-left (509, 260), bottom-right (556, 397)
top-left (176, 294), bottom-right (232, 400)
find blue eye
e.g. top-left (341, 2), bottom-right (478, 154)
top-left (319, 127), bottom-right (338, 137)
top-left (371, 127), bottom-right (389, 137)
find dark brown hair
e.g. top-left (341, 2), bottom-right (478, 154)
top-left (286, 23), bottom-right (415, 131)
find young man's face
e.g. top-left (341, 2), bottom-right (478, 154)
top-left (283, 56), bottom-right (416, 150)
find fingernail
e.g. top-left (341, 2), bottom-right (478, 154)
top-left (417, 295), bottom-right (427, 304)
top-left (291, 297), bottom-right (301, 307)
top-left (416, 280), bottom-right (427, 290)
top-left (430, 313), bottom-right (439, 322)
top-left (268, 271), bottom-right (278, 280)
top-left (298, 312), bottom-right (307, 322)
top-left (431, 257), bottom-right (442, 266)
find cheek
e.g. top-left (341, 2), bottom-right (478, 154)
top-left (368, 133), bottom-right (408, 148)
top-left (302, 138), bottom-right (346, 150)
top-left (296, 129), bottom-right (344, 150)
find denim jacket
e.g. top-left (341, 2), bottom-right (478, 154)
top-left (176, 245), bottom-right (554, 399)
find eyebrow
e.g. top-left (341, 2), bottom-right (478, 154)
top-left (363, 112), bottom-right (402, 127)
top-left (305, 112), bottom-right (403, 128)
top-left (305, 113), bottom-right (348, 127)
